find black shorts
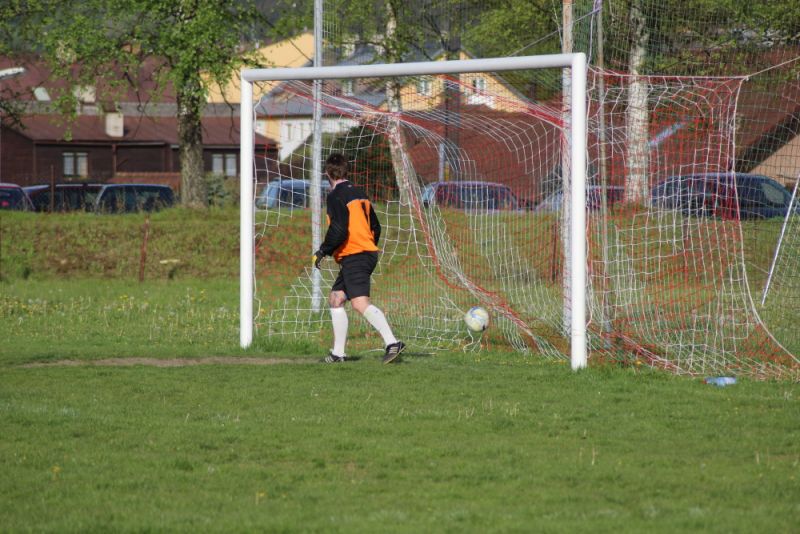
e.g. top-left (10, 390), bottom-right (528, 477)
top-left (332, 251), bottom-right (379, 300)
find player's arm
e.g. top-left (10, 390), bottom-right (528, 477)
top-left (314, 195), bottom-right (349, 266)
top-left (369, 203), bottom-right (381, 246)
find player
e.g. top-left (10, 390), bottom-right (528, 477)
top-left (312, 153), bottom-right (405, 364)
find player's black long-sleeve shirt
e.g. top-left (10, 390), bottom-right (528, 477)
top-left (319, 180), bottom-right (380, 262)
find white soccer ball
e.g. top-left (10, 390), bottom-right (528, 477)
top-left (464, 306), bottom-right (490, 332)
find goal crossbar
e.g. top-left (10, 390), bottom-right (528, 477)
top-left (239, 53), bottom-right (588, 369)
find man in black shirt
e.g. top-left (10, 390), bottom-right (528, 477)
top-left (313, 153), bottom-right (405, 364)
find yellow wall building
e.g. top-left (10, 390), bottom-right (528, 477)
top-left (206, 32), bottom-right (314, 105)
top-left (398, 51), bottom-right (530, 113)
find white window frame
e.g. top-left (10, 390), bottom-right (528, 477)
top-left (471, 76), bottom-right (487, 93)
top-left (341, 79), bottom-right (354, 96)
top-left (63, 152), bottom-right (88, 178)
top-left (212, 154), bottom-right (224, 175)
top-left (224, 154), bottom-right (237, 177)
top-left (417, 77), bottom-right (432, 96)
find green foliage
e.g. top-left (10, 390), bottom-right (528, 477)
top-left (330, 125), bottom-right (396, 201)
top-left (29, 0), bottom-right (266, 107)
top-left (205, 173), bottom-right (240, 208)
top-left (0, 1), bottom-right (47, 125)
top-left (603, 0), bottom-right (800, 75)
top-left (461, 0), bottom-right (561, 59)
top-left (5, 0), bottom-right (271, 206)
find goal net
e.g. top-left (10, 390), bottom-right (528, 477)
top-left (240, 56), bottom-right (800, 380)
top-left (240, 55), bottom-right (589, 368)
top-left (590, 72), bottom-right (799, 380)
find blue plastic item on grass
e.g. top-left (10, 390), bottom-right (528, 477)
top-left (704, 376), bottom-right (737, 386)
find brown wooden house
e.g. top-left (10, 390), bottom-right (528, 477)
top-left (0, 55), bottom-right (277, 189)
top-left (0, 113), bottom-right (275, 188)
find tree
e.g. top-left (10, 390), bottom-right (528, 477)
top-left (9, 0), bottom-right (267, 208)
top-left (0, 1), bottom-right (47, 128)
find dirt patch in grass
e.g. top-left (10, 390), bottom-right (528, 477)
top-left (21, 357), bottom-right (317, 368)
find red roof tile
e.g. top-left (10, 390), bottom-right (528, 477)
top-left (12, 114), bottom-right (274, 147)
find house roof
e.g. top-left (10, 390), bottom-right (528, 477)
top-left (402, 105), bottom-right (562, 202)
top-left (0, 55), bottom-right (177, 104)
top-left (11, 114), bottom-right (275, 147)
top-left (254, 43), bottom-right (482, 118)
top-left (256, 86), bottom-right (387, 117)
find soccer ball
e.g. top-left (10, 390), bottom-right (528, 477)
top-left (464, 306), bottom-right (490, 332)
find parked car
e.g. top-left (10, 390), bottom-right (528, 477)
top-left (256, 179), bottom-right (331, 209)
top-left (23, 183), bottom-right (103, 212)
top-left (421, 181), bottom-right (520, 211)
top-left (650, 173), bottom-right (797, 220)
top-left (534, 185), bottom-right (625, 213)
top-left (94, 184), bottom-right (175, 214)
top-left (0, 183), bottom-right (34, 211)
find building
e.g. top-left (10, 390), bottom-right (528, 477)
top-left (0, 55), bottom-right (277, 188)
top-left (1, 113), bottom-right (275, 188)
top-left (206, 32), bottom-right (315, 105)
top-left (252, 45), bottom-right (534, 167)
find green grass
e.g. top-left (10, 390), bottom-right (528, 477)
top-left (1, 209), bottom-right (799, 531)
top-left (1, 279), bottom-right (242, 364)
top-left (2, 278), bottom-right (799, 532)
top-left (1, 350), bottom-right (799, 532)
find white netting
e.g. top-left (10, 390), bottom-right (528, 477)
top-left (758, 179), bottom-right (800, 357)
top-left (246, 0), bottom-right (800, 379)
top-left (252, 71), bottom-right (572, 357)
top-left (248, 65), bottom-right (800, 379)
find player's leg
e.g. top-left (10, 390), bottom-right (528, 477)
top-left (343, 252), bottom-right (405, 363)
top-left (350, 295), bottom-right (396, 346)
top-left (325, 275), bottom-right (348, 363)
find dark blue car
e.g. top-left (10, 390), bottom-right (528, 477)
top-left (651, 173), bottom-right (797, 220)
top-left (23, 183), bottom-right (103, 212)
top-left (94, 184), bottom-right (175, 213)
top-left (0, 183), bottom-right (34, 211)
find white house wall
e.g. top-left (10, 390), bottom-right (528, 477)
top-left (278, 117), bottom-right (359, 161)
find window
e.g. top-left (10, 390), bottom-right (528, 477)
top-left (761, 180), bottom-right (788, 206)
top-left (225, 154), bottom-right (237, 177)
top-left (471, 77), bottom-right (487, 93)
top-left (73, 85), bottom-right (96, 104)
top-left (417, 77), bottom-right (432, 96)
top-left (34, 87), bottom-right (50, 101)
top-left (212, 154), bottom-right (237, 177)
top-left (212, 154), bottom-right (224, 175)
top-left (342, 80), bottom-right (354, 96)
top-left (63, 152), bottom-right (88, 178)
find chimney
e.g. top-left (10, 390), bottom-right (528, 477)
top-left (105, 112), bottom-right (124, 138)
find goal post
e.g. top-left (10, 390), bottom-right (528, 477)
top-left (239, 54), bottom-right (589, 370)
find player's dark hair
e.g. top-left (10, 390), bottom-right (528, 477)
top-left (325, 153), bottom-right (349, 181)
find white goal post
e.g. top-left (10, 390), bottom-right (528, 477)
top-left (239, 54), bottom-right (588, 369)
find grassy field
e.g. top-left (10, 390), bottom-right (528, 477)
top-left (1, 209), bottom-right (799, 531)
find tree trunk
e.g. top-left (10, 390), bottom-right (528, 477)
top-left (384, 2), bottom-right (413, 205)
top-left (177, 79), bottom-right (207, 208)
top-left (625, 0), bottom-right (650, 204)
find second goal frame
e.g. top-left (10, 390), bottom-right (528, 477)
top-left (239, 53), bottom-right (589, 370)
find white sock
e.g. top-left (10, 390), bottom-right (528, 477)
top-left (362, 305), bottom-right (398, 346)
top-left (330, 307), bottom-right (348, 357)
